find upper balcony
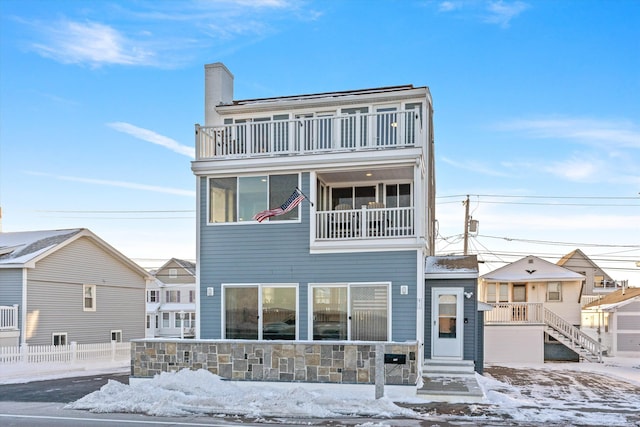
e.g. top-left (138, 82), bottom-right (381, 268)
top-left (195, 110), bottom-right (422, 161)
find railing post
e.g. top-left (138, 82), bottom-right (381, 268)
top-left (70, 341), bottom-right (77, 364)
top-left (20, 342), bottom-right (28, 363)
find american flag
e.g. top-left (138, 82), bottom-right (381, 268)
top-left (253, 188), bottom-right (306, 223)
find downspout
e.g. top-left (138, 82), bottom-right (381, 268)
top-left (21, 267), bottom-right (27, 345)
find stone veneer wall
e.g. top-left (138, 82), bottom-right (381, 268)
top-left (131, 340), bottom-right (418, 385)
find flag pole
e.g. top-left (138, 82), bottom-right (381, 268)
top-left (296, 187), bottom-right (314, 207)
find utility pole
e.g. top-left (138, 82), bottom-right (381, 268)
top-left (463, 195), bottom-right (470, 255)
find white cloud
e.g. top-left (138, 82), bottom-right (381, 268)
top-left (108, 122), bottom-right (195, 158)
top-left (25, 171), bottom-right (195, 197)
top-left (495, 117), bottom-right (640, 148)
top-left (435, 1), bottom-right (529, 27)
top-left (438, 1), bottom-right (461, 12)
top-left (440, 156), bottom-right (511, 177)
top-left (484, 1), bottom-right (530, 28)
top-left (30, 20), bottom-right (155, 67)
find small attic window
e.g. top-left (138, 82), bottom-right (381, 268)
top-left (169, 268), bottom-right (177, 278)
top-left (528, 259), bottom-right (534, 264)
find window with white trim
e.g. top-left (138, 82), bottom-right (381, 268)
top-left (166, 290), bottom-right (180, 303)
top-left (209, 174), bottom-right (300, 223)
top-left (547, 282), bottom-right (562, 301)
top-left (162, 312), bottom-right (170, 328)
top-left (223, 284), bottom-right (298, 340)
top-left (486, 283), bottom-right (508, 303)
top-left (169, 268), bottom-right (177, 278)
top-left (111, 330), bottom-right (122, 342)
top-left (189, 290), bottom-right (195, 303)
top-left (52, 332), bottom-right (67, 346)
top-left (147, 290), bottom-right (159, 303)
top-left (83, 284), bottom-right (96, 311)
top-left (310, 283), bottom-right (390, 341)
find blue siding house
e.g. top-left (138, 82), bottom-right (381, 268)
top-left (193, 62), bottom-right (434, 347)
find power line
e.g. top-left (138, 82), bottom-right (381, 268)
top-left (477, 234), bottom-right (640, 249)
top-left (437, 194), bottom-right (640, 200)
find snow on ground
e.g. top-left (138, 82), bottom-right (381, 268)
top-left (2, 356), bottom-right (639, 425)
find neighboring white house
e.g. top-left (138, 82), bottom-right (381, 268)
top-left (479, 255), bottom-right (601, 364)
top-left (581, 287), bottom-right (640, 357)
top-left (0, 228), bottom-right (152, 347)
top-left (146, 258), bottom-right (196, 338)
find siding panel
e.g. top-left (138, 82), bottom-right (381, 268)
top-left (24, 237), bottom-right (146, 345)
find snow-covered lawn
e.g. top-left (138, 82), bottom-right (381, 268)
top-left (2, 357), bottom-right (639, 426)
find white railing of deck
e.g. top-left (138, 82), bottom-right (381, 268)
top-left (484, 302), bottom-right (543, 324)
top-left (315, 206), bottom-right (415, 240)
top-left (581, 295), bottom-right (602, 307)
top-left (0, 341), bottom-right (130, 364)
top-left (0, 305), bottom-right (18, 330)
top-left (544, 308), bottom-right (602, 361)
top-left (196, 110), bottom-right (421, 159)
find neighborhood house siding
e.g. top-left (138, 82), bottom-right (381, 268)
top-left (156, 260), bottom-right (194, 284)
top-left (28, 237), bottom-right (145, 288)
top-left (618, 334), bottom-right (640, 352)
top-left (618, 315), bottom-right (640, 329)
top-left (26, 282), bottom-right (144, 345)
top-left (0, 268), bottom-right (23, 307)
top-left (23, 236), bottom-right (146, 345)
top-left (619, 301), bottom-right (640, 313)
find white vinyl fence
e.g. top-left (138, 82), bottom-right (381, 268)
top-left (0, 341), bottom-right (130, 364)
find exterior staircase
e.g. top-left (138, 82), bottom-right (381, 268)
top-left (418, 359), bottom-right (484, 402)
top-left (544, 308), bottom-right (602, 363)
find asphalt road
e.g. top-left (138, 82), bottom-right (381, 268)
top-left (0, 373), bottom-right (130, 403)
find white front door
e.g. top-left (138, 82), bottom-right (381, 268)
top-left (431, 288), bottom-right (463, 359)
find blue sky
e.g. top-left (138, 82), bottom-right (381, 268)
top-left (0, 0), bottom-right (638, 282)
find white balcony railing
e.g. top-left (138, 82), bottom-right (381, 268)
top-left (315, 206), bottom-right (414, 240)
top-left (196, 110), bottom-right (422, 160)
top-left (484, 302), bottom-right (544, 324)
top-left (0, 305), bottom-right (18, 330)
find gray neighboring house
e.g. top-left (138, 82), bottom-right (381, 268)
top-left (0, 228), bottom-right (152, 346)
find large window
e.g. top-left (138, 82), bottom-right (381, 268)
top-left (331, 186), bottom-right (376, 209)
top-left (209, 174), bottom-right (300, 223)
top-left (223, 284), bottom-right (297, 340)
top-left (83, 284), bottom-right (96, 311)
top-left (310, 283), bottom-right (389, 341)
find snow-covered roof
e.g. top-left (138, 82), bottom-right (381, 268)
top-left (481, 255), bottom-right (584, 282)
top-left (425, 255), bottom-right (478, 278)
top-left (0, 228), bottom-right (152, 280)
top-left (0, 229), bottom-right (83, 266)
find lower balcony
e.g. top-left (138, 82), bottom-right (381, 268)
top-left (315, 206), bottom-right (414, 240)
top-left (484, 302), bottom-right (544, 324)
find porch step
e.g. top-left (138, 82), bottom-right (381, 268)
top-left (422, 359), bottom-right (475, 377)
top-left (418, 361), bottom-right (483, 402)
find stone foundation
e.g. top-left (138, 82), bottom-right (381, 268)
top-left (131, 339), bottom-right (418, 385)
